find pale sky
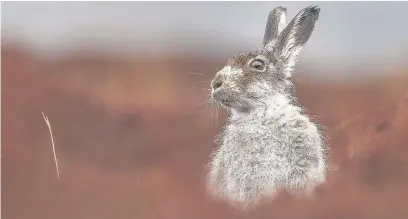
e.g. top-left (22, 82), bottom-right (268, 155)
top-left (2, 2), bottom-right (408, 74)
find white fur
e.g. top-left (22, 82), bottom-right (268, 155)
top-left (212, 65), bottom-right (243, 94)
top-left (277, 12), bottom-right (286, 36)
top-left (206, 5), bottom-right (325, 209)
top-left (217, 65), bottom-right (243, 78)
top-left (208, 92), bottom-right (327, 208)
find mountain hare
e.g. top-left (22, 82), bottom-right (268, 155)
top-left (207, 6), bottom-right (327, 208)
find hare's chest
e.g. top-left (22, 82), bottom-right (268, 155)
top-left (215, 122), bottom-right (286, 191)
top-left (221, 122), bottom-right (282, 153)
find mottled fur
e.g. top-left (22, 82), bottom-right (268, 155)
top-left (206, 6), bottom-right (327, 208)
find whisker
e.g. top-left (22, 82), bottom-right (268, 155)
top-left (207, 103), bottom-right (212, 128)
top-left (195, 101), bottom-right (208, 109)
top-left (203, 101), bottom-right (211, 127)
top-left (190, 81), bottom-right (209, 91)
top-left (211, 104), bottom-right (215, 129)
top-left (187, 72), bottom-right (205, 76)
top-left (201, 88), bottom-right (212, 93)
top-left (215, 104), bottom-right (219, 128)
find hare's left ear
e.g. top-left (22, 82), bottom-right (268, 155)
top-left (262, 7), bottom-right (287, 47)
top-left (274, 6), bottom-right (320, 78)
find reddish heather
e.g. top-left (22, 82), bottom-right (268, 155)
top-left (2, 45), bottom-right (408, 219)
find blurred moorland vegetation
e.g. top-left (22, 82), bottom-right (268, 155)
top-left (2, 42), bottom-right (408, 219)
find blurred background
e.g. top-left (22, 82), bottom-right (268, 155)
top-left (2, 1), bottom-right (408, 219)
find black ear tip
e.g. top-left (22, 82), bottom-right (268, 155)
top-left (278, 6), bottom-right (287, 12)
top-left (308, 5), bottom-right (320, 14)
top-left (273, 6), bottom-right (287, 13)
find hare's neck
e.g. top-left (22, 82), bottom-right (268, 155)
top-left (230, 94), bottom-right (301, 123)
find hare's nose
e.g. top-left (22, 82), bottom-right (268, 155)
top-left (212, 80), bottom-right (223, 91)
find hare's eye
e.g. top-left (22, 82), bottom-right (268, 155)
top-left (250, 59), bottom-right (266, 71)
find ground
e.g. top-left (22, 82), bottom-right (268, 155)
top-left (2, 44), bottom-right (408, 219)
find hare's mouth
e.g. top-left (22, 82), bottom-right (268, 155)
top-left (220, 99), bottom-right (232, 107)
top-left (211, 93), bottom-right (230, 108)
top-left (215, 97), bottom-right (240, 109)
top-left (211, 89), bottom-right (247, 110)
top-left (213, 96), bottom-right (251, 113)
top-left (212, 96), bottom-right (230, 107)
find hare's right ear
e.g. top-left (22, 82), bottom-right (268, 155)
top-left (262, 7), bottom-right (287, 47)
top-left (273, 6), bottom-right (320, 78)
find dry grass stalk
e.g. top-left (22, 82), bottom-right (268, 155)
top-left (41, 112), bottom-right (60, 180)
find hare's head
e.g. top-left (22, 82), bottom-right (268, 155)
top-left (210, 6), bottom-right (320, 112)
